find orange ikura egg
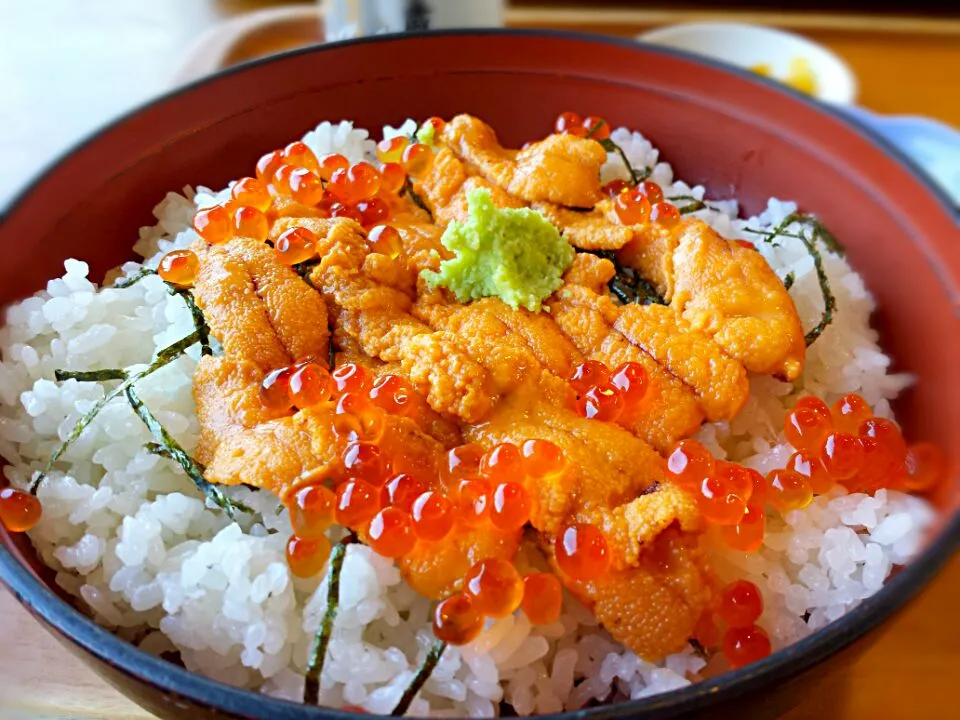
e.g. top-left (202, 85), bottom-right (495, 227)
top-left (577, 383), bottom-right (623, 422)
top-left (831, 393), bottom-right (873, 435)
top-left (820, 432), bottom-right (865, 482)
top-left (288, 168), bottom-right (326, 206)
top-left (379, 163), bottom-right (406, 195)
top-left (411, 490), bottom-right (454, 541)
top-left (318, 153), bottom-right (350, 181)
top-left (665, 439), bottom-right (716, 489)
top-left (696, 476), bottom-right (747, 525)
top-left (611, 362), bottom-right (649, 412)
top-left (233, 206), bottom-right (270, 241)
top-left (348, 162), bottom-right (382, 202)
top-left (401, 143), bottom-right (432, 176)
top-left (464, 558), bottom-right (524, 618)
top-left (260, 366), bottom-right (295, 413)
top-left (902, 443), bottom-right (946, 493)
top-left (723, 624), bottom-right (771, 669)
top-left (613, 189), bottom-right (651, 226)
top-left (479, 443), bottom-right (523, 485)
top-left (457, 479), bottom-right (491, 528)
top-left (283, 141), bottom-right (320, 173)
top-left (366, 224), bottom-right (403, 259)
top-left (158, 250), bottom-right (199, 287)
top-left (766, 469), bottom-right (813, 513)
top-left (554, 112), bottom-right (582, 134)
top-left (650, 202), bottom-right (681, 227)
top-left (376, 136), bottom-right (410, 164)
top-left (341, 442), bottom-right (388, 486)
top-left (274, 226), bottom-right (318, 266)
top-left (381, 474), bottom-right (428, 512)
top-left (787, 451), bottom-right (834, 495)
top-left (333, 393), bottom-right (384, 443)
top-left (256, 150), bottom-right (285, 183)
top-left (367, 507), bottom-right (416, 558)
top-left (521, 439), bottom-right (566, 478)
top-left (368, 374), bottom-right (417, 416)
top-left (286, 535), bottom-right (331, 578)
top-left (784, 396), bottom-right (834, 454)
top-left (439, 444), bottom-right (484, 490)
top-left (720, 503), bottom-right (766, 553)
top-left (330, 202), bottom-right (363, 224)
top-left (568, 360), bottom-right (611, 394)
top-left (490, 482), bottom-right (531, 531)
top-left (0, 488), bottom-right (42, 533)
top-left (290, 484), bottom-right (336, 539)
top-left (433, 593), bottom-right (484, 645)
top-left (521, 573), bottom-right (563, 625)
top-left (271, 164), bottom-right (296, 195)
top-left (636, 181), bottom-right (664, 204)
top-left (718, 580), bottom-right (764, 628)
top-left (357, 197), bottom-right (390, 227)
top-left (335, 478), bottom-right (380, 527)
top-left (713, 462), bottom-right (755, 504)
top-left (193, 205), bottom-right (234, 244)
top-left (288, 363), bottom-right (333, 409)
top-left (555, 523), bottom-right (610, 581)
top-left (332, 363), bottom-right (372, 395)
top-left (581, 115), bottom-right (610, 139)
top-left (231, 177), bottom-right (272, 212)
top-left (602, 179), bottom-right (629, 197)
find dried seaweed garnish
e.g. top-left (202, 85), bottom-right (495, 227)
top-left (597, 138), bottom-right (651, 186)
top-left (294, 259), bottom-right (321, 281)
top-left (783, 272), bottom-right (796, 291)
top-left (113, 268), bottom-right (157, 288)
top-left (391, 640), bottom-right (448, 716)
top-left (401, 177), bottom-right (433, 220)
top-left (666, 195), bottom-right (711, 215)
top-left (688, 638), bottom-right (708, 659)
top-left (33, 331), bottom-right (200, 494)
top-left (745, 212), bottom-right (838, 346)
top-left (125, 386), bottom-right (250, 519)
top-left (589, 250), bottom-right (667, 306)
top-left (54, 369), bottom-right (127, 382)
top-left (170, 288), bottom-right (212, 356)
top-left (304, 534), bottom-right (356, 705)
top-left (639, 480), bottom-right (661, 497)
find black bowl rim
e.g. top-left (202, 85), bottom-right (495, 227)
top-left (1, 27), bottom-right (958, 720)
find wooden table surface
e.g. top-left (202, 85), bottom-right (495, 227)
top-left (1, 2), bottom-right (958, 718)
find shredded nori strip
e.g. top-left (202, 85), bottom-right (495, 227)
top-left (688, 638), bottom-right (708, 659)
top-left (401, 178), bottom-right (433, 220)
top-left (170, 288), bottom-right (212, 356)
top-left (54, 368), bottom-right (127, 382)
top-left (597, 138), bottom-right (651, 186)
top-left (744, 212), bottom-right (838, 346)
top-left (113, 267), bottom-right (157, 288)
top-left (125, 385), bottom-right (249, 519)
top-left (639, 480), bottom-right (661, 497)
top-left (589, 250), bottom-right (667, 306)
top-left (304, 534), bottom-right (355, 705)
top-left (390, 640), bottom-right (448, 716)
top-left (783, 272), bottom-right (796, 291)
top-left (32, 331), bottom-right (200, 494)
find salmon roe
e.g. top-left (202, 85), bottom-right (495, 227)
top-left (275, 226), bottom-right (318, 266)
top-left (582, 115), bottom-right (610, 139)
top-left (256, 150), bottom-right (285, 183)
top-left (831, 393), bottom-right (873, 435)
top-left (602, 179), bottom-right (629, 197)
top-left (283, 141), bottom-right (320, 173)
top-left (491, 482), bottom-right (531, 531)
top-left (376, 136), bottom-right (409, 164)
top-left (902, 442), bottom-right (946, 493)
top-left (521, 573), bottom-right (563, 625)
top-left (568, 360), bottom-right (611, 394)
top-left (457, 479), bottom-right (491, 528)
top-left (290, 484), bottom-right (336, 539)
top-left (554, 111), bottom-right (583, 134)
top-left (766, 468), bottom-right (813, 513)
top-left (665, 439), bottom-right (716, 489)
top-left (464, 558), bottom-right (524, 618)
top-left (410, 490), bottom-right (455, 541)
top-left (650, 202), bottom-right (681, 227)
top-left (288, 168), bottom-right (326, 206)
top-left (611, 362), bottom-right (649, 411)
top-left (613, 188), bottom-right (652, 226)
top-left (367, 224), bottom-right (403, 259)
top-left (333, 393), bottom-right (384, 443)
top-left (636, 181), bottom-right (664, 204)
top-left (367, 507), bottom-right (416, 558)
top-left (231, 177), bottom-right (272, 212)
top-left (720, 504), bottom-right (766, 553)
top-left (480, 443), bottom-right (523, 485)
top-left (555, 523), bottom-right (610, 581)
top-left (718, 580), bottom-right (764, 628)
top-left (289, 363), bottom-right (332, 409)
top-left (271, 164), bottom-right (296, 195)
top-left (857, 418), bottom-right (907, 490)
top-left (820, 431), bottom-right (864, 482)
top-left (784, 396), bottom-right (834, 454)
top-left (335, 478), bottom-right (380, 527)
top-left (357, 197), bottom-right (390, 227)
top-left (787, 451), bottom-right (834, 495)
top-left (401, 143), bottom-right (433, 175)
top-left (713, 462), bottom-right (755, 504)
top-left (696, 476), bottom-right (747, 526)
top-left (578, 382), bottom-right (623, 422)
top-left (232, 206), bottom-right (270, 241)
top-left (368, 374), bottom-right (417, 416)
top-left (381, 474), bottom-right (428, 512)
top-left (723, 624), bottom-right (771, 669)
top-left (193, 205), bottom-right (234, 244)
top-left (379, 163), bottom-right (406, 195)
top-left (260, 366), bottom-right (295, 413)
top-left (333, 363), bottom-right (372, 395)
top-left (0, 488), bottom-right (42, 533)
top-left (341, 442), bottom-right (388, 485)
top-left (286, 535), bottom-right (331, 578)
top-left (521, 439), bottom-right (567, 478)
top-left (318, 153), bottom-right (350, 181)
top-left (158, 250), bottom-right (200, 288)
top-left (330, 202), bottom-right (363, 223)
top-left (433, 593), bottom-right (484, 646)
top-left (439, 444), bottom-right (484, 490)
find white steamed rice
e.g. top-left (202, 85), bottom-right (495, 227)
top-left (0, 119), bottom-right (935, 716)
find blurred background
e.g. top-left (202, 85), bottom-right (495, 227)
top-left (1, 0), bottom-right (958, 205)
top-left (0, 2), bottom-right (958, 718)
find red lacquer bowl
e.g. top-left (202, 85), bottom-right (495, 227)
top-left (0, 30), bottom-right (957, 720)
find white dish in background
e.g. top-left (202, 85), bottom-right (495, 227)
top-left (639, 22), bottom-right (858, 105)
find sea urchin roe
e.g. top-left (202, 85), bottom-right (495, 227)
top-left (333, 393), bottom-right (385, 443)
top-left (479, 443), bottom-right (523, 485)
top-left (288, 363), bottom-right (333, 409)
top-left (464, 558), bottom-right (524, 618)
top-left (718, 580), bottom-right (764, 628)
top-left (290, 484), bottom-right (336, 539)
top-left (367, 507), bottom-right (416, 558)
top-left (723, 624), bottom-right (771, 669)
top-left (665, 439), bottom-right (716, 489)
top-left (0, 488), bottom-right (42, 533)
top-left (332, 363), bottom-right (371, 396)
top-left (335, 478), bottom-right (380, 527)
top-left (433, 593), bottom-right (484, 646)
top-left (421, 188), bottom-right (575, 312)
top-left (555, 523), bottom-right (610, 581)
top-left (411, 490), bottom-right (454, 541)
top-left (521, 573), bottom-right (563, 625)
top-left (193, 205), bottom-right (234, 244)
top-left (490, 482), bottom-right (531, 531)
top-left (720, 503), bottom-right (766, 553)
top-left (286, 534), bottom-right (332, 578)
top-left (341, 442), bottom-right (388, 486)
top-left (368, 374), bottom-right (417, 416)
top-left (158, 250), bottom-right (200, 288)
top-left (521, 439), bottom-right (566, 478)
top-left (457, 479), bottom-right (491, 528)
top-left (275, 226), bottom-right (318, 266)
top-left (766, 468), bottom-right (813, 513)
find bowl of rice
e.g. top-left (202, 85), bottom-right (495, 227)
top-left (0, 29), bottom-right (957, 720)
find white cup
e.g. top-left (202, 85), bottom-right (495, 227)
top-left (322, 0), bottom-right (504, 41)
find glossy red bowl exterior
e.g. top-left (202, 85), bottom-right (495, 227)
top-left (0, 30), bottom-right (957, 720)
